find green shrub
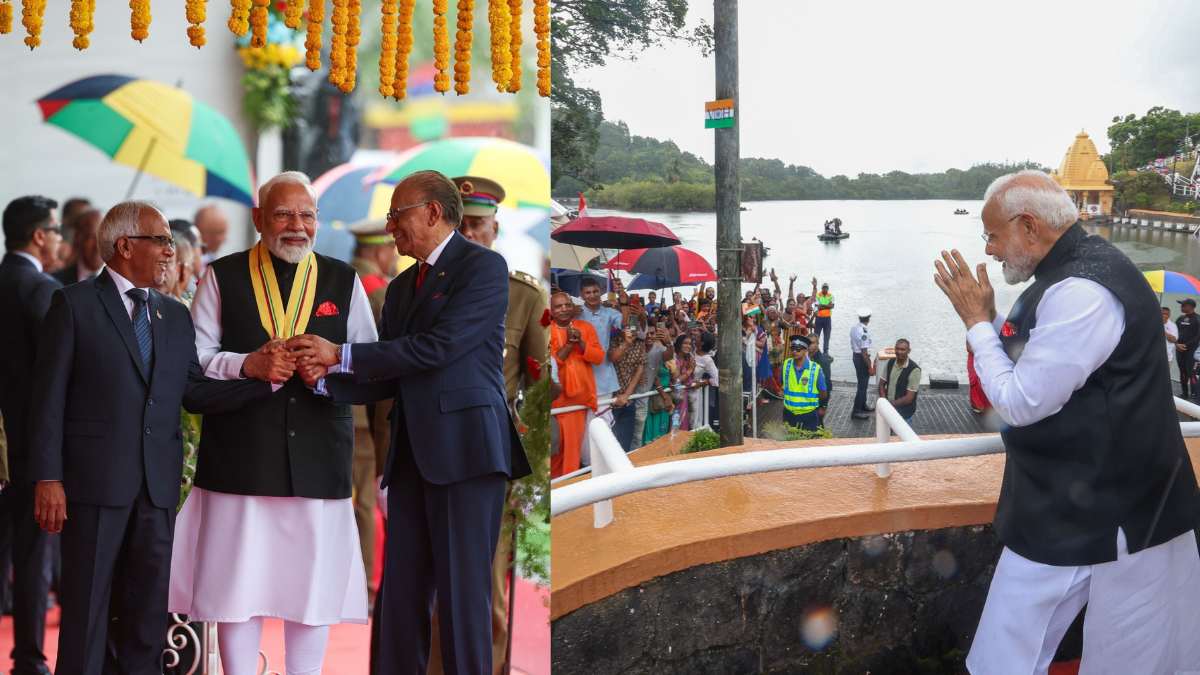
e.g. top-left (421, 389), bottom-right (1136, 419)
top-left (681, 428), bottom-right (721, 454)
top-left (761, 420), bottom-right (834, 442)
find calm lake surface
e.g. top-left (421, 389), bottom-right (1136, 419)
top-left (594, 200), bottom-right (1200, 382)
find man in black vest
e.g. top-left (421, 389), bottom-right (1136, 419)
top-left (877, 338), bottom-right (921, 426)
top-left (288, 170), bottom-right (532, 675)
top-left (0, 195), bottom-right (62, 675)
top-left (168, 172), bottom-right (379, 675)
top-left (934, 170), bottom-right (1200, 672)
top-left (28, 201), bottom-right (269, 674)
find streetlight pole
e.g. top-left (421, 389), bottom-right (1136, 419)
top-left (714, 0), bottom-right (743, 447)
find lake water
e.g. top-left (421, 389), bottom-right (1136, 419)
top-left (593, 200), bottom-right (1200, 382)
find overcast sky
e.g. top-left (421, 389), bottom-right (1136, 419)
top-left (575, 0), bottom-right (1200, 177)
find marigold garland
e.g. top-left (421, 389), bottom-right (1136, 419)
top-left (304, 0), bottom-right (323, 70)
top-left (227, 0), bottom-right (250, 35)
top-left (249, 0), bottom-right (268, 47)
top-left (0, 1), bottom-right (11, 35)
top-left (21, 0), bottom-right (46, 48)
top-left (130, 0), bottom-right (151, 43)
top-left (534, 0), bottom-right (549, 96)
top-left (328, 0), bottom-right (348, 86)
top-left (338, 0), bottom-right (360, 93)
top-left (283, 0), bottom-right (304, 28)
top-left (392, 0), bottom-right (414, 99)
top-left (378, 0), bottom-right (398, 97)
top-left (487, 0), bottom-right (510, 92)
top-left (505, 0), bottom-right (520, 92)
top-left (452, 0), bottom-right (472, 95)
top-left (432, 0), bottom-right (449, 93)
top-left (69, 0), bottom-right (94, 49)
top-left (185, 0), bottom-right (205, 47)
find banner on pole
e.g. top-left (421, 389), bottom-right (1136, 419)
top-left (705, 99), bottom-right (735, 129)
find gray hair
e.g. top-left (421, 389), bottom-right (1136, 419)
top-left (257, 171), bottom-right (317, 206)
top-left (982, 169), bottom-right (1078, 230)
top-left (173, 235), bottom-right (194, 266)
top-left (99, 201), bottom-right (161, 262)
top-left (405, 170), bottom-right (463, 227)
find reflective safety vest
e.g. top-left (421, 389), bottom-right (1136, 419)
top-left (782, 357), bottom-right (822, 415)
top-left (816, 293), bottom-right (833, 318)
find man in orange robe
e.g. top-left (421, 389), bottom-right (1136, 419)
top-left (550, 291), bottom-right (603, 478)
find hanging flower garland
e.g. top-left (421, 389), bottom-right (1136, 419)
top-left (304, 0), bottom-right (322, 70)
top-left (487, 0), bottom-right (510, 92)
top-left (186, 0), bottom-right (206, 48)
top-left (452, 0), bottom-right (472, 95)
top-left (282, 0), bottom-right (304, 29)
top-left (0, 1), bottom-right (11, 35)
top-left (228, 0), bottom-right (250, 35)
top-left (534, 0), bottom-right (549, 96)
top-left (432, 0), bottom-right (449, 93)
top-left (506, 0), bottom-right (520, 92)
top-left (130, 0), bottom-right (151, 43)
top-left (392, 0), bottom-right (415, 99)
top-left (378, 0), bottom-right (398, 97)
top-left (69, 0), bottom-right (95, 50)
top-left (339, 0), bottom-right (360, 93)
top-left (20, 0), bottom-right (45, 48)
top-left (249, 0), bottom-right (269, 47)
top-left (328, 0), bottom-right (347, 86)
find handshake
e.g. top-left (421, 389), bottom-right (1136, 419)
top-left (243, 335), bottom-right (341, 387)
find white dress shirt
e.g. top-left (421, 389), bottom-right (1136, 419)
top-left (967, 277), bottom-right (1124, 428)
top-left (105, 266), bottom-right (153, 322)
top-left (191, 255), bottom-right (378, 392)
top-left (1164, 320), bottom-right (1179, 362)
top-left (13, 250), bottom-right (43, 274)
top-left (849, 321), bottom-right (872, 355)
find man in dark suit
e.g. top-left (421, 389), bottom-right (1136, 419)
top-left (52, 208), bottom-right (104, 286)
top-left (0, 195), bottom-right (63, 675)
top-left (289, 170), bottom-right (532, 675)
top-left (28, 201), bottom-right (270, 675)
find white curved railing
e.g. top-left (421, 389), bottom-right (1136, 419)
top-left (552, 397), bottom-right (1200, 524)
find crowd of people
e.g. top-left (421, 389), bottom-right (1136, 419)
top-left (0, 168), bottom-right (543, 675)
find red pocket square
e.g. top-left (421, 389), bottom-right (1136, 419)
top-left (314, 301), bottom-right (339, 317)
top-left (1000, 321), bottom-right (1016, 337)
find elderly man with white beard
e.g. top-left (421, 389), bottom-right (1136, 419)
top-left (933, 170), bottom-right (1200, 674)
top-left (169, 171), bottom-right (379, 675)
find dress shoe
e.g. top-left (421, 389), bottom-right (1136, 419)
top-left (851, 411), bottom-right (870, 420)
top-left (862, 405), bottom-right (875, 412)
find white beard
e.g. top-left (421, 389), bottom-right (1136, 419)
top-left (1000, 250), bottom-right (1036, 285)
top-left (268, 235), bottom-right (313, 264)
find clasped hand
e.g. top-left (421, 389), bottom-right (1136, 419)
top-left (286, 334), bottom-right (340, 386)
top-left (933, 249), bottom-right (996, 329)
top-left (241, 335), bottom-right (340, 387)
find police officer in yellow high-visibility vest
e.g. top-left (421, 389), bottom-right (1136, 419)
top-left (782, 335), bottom-right (829, 431)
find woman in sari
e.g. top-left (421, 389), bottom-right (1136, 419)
top-left (672, 334), bottom-right (696, 429)
top-left (642, 360), bottom-right (674, 444)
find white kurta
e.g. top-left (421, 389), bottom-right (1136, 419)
top-left (168, 263), bottom-right (378, 626)
top-left (965, 277), bottom-right (1200, 673)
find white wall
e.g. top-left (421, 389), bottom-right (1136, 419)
top-left (0, 3), bottom-right (256, 253)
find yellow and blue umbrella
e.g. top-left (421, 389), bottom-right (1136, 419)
top-left (1144, 270), bottom-right (1200, 294)
top-left (37, 74), bottom-right (255, 206)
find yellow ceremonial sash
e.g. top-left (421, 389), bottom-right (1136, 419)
top-left (247, 241), bottom-right (319, 339)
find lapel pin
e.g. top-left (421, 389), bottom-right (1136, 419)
top-left (156, 309), bottom-right (163, 320)
top-left (438, 271), bottom-right (445, 277)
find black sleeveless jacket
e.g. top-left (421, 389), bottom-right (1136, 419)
top-left (195, 250), bottom-right (358, 498)
top-left (995, 223), bottom-right (1199, 565)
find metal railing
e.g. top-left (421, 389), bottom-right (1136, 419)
top-left (552, 397), bottom-right (1200, 524)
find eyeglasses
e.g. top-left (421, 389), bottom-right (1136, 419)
top-left (126, 235), bottom-right (176, 249)
top-left (386, 201), bottom-right (431, 223)
top-left (271, 209), bottom-right (318, 225)
top-left (39, 224), bottom-right (62, 235)
top-left (980, 213), bottom-right (1025, 245)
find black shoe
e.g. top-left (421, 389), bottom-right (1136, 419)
top-left (851, 412), bottom-right (870, 420)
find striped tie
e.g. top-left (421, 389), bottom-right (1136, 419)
top-left (126, 288), bottom-right (153, 370)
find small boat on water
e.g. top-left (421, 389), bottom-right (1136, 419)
top-left (954, 209), bottom-right (969, 215)
top-left (817, 232), bottom-right (850, 241)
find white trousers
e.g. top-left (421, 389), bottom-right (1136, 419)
top-left (968, 528), bottom-right (1200, 675)
top-left (218, 617), bottom-right (330, 675)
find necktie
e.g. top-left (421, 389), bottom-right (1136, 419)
top-left (126, 288), bottom-right (153, 370)
top-left (414, 262), bottom-right (431, 292)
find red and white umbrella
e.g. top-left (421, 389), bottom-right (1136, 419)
top-left (604, 246), bottom-right (717, 287)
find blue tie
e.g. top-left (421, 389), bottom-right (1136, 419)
top-left (126, 288), bottom-right (153, 370)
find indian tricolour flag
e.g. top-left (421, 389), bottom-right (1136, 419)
top-left (705, 99), bottom-right (735, 129)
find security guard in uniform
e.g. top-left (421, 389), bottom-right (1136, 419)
top-left (424, 175), bottom-right (547, 675)
top-left (781, 335), bottom-right (828, 431)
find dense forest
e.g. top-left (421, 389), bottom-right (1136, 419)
top-left (553, 121), bottom-right (1044, 211)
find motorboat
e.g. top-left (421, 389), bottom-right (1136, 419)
top-left (954, 208), bottom-right (969, 215)
top-left (817, 232), bottom-right (850, 241)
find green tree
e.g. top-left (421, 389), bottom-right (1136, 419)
top-left (1106, 107), bottom-right (1200, 171)
top-left (550, 0), bottom-right (712, 187)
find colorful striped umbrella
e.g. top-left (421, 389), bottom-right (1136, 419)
top-left (1143, 270), bottom-right (1200, 294)
top-left (37, 74), bottom-right (255, 206)
top-left (367, 137), bottom-right (550, 211)
top-left (312, 163), bottom-right (395, 261)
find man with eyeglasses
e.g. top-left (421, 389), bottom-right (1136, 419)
top-left (169, 171), bottom-right (380, 675)
top-left (934, 170), bottom-right (1200, 672)
top-left (27, 201), bottom-right (269, 674)
top-left (0, 195), bottom-right (62, 675)
top-left (288, 169), bottom-right (531, 675)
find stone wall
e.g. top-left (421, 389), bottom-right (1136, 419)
top-left (552, 524), bottom-right (1082, 674)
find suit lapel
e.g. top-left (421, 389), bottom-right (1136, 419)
top-left (399, 234), bottom-right (465, 329)
top-left (96, 270), bottom-right (149, 384)
top-left (148, 290), bottom-right (169, 384)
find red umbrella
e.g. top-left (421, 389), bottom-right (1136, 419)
top-left (604, 246), bottom-right (718, 286)
top-left (550, 215), bottom-right (680, 249)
